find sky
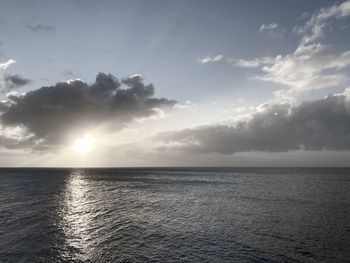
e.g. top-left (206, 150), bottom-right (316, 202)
top-left (1, 0), bottom-right (350, 167)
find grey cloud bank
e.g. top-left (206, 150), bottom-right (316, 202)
top-left (0, 73), bottom-right (176, 147)
top-left (160, 90), bottom-right (350, 154)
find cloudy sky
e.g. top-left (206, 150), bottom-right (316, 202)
top-left (1, 0), bottom-right (350, 167)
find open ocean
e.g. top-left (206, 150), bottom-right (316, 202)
top-left (0, 167), bottom-right (349, 263)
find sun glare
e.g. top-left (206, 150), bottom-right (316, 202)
top-left (73, 138), bottom-right (92, 154)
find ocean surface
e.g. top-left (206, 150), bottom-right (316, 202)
top-left (0, 168), bottom-right (349, 263)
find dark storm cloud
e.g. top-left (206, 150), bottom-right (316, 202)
top-left (26, 24), bottom-right (55, 33)
top-left (161, 93), bottom-right (350, 154)
top-left (3, 74), bottom-right (32, 90)
top-left (0, 73), bottom-right (176, 146)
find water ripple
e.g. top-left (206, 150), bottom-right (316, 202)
top-left (0, 167), bottom-right (349, 262)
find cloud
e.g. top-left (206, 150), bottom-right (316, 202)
top-left (233, 1), bottom-right (350, 98)
top-left (201, 45), bottom-right (350, 97)
top-left (3, 74), bottom-right (32, 90)
top-left (0, 73), bottom-right (176, 148)
top-left (198, 55), bottom-right (277, 68)
top-left (256, 44), bottom-right (350, 93)
top-left (198, 54), bottom-right (224, 64)
top-left (234, 57), bottom-right (276, 68)
top-left (0, 135), bottom-right (35, 150)
top-left (259, 23), bottom-right (285, 38)
top-left (159, 89), bottom-right (350, 154)
top-left (294, 0), bottom-right (350, 45)
top-left (26, 24), bottom-right (55, 33)
top-left (0, 59), bottom-right (16, 70)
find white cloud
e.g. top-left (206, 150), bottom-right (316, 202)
top-left (199, 55), bottom-right (277, 68)
top-left (294, 0), bottom-right (350, 45)
top-left (259, 23), bottom-right (285, 38)
top-left (0, 59), bottom-right (16, 70)
top-left (234, 56), bottom-right (278, 68)
top-left (256, 44), bottom-right (350, 93)
top-left (199, 2), bottom-right (350, 104)
top-left (234, 1), bottom-right (350, 98)
top-left (197, 54), bottom-right (224, 64)
top-left (174, 100), bottom-right (195, 109)
top-left (259, 22), bottom-right (279, 32)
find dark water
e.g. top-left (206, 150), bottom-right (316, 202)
top-left (0, 168), bottom-right (349, 263)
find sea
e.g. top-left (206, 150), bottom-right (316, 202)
top-left (0, 167), bottom-right (349, 263)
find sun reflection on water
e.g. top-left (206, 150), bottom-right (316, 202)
top-left (62, 170), bottom-right (94, 261)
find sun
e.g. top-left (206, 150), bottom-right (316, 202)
top-left (73, 138), bottom-right (92, 154)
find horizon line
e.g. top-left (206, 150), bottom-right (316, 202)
top-left (0, 166), bottom-right (349, 169)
